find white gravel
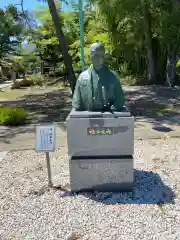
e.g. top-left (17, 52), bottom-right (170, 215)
top-left (1, 138), bottom-right (180, 240)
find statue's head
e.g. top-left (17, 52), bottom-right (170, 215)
top-left (90, 41), bottom-right (105, 70)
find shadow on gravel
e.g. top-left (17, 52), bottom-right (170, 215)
top-left (152, 125), bottom-right (174, 133)
top-left (125, 85), bottom-right (180, 128)
top-left (59, 170), bottom-right (175, 205)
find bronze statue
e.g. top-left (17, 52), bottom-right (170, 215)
top-left (72, 41), bottom-right (125, 111)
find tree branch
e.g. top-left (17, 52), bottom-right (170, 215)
top-left (11, 0), bottom-right (36, 29)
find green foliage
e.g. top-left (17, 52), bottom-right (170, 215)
top-left (28, 5), bottom-right (63, 68)
top-left (89, 0), bottom-right (180, 83)
top-left (11, 56), bottom-right (26, 73)
top-left (0, 107), bottom-right (28, 126)
top-left (177, 60), bottom-right (180, 68)
top-left (10, 51), bottom-right (40, 76)
top-left (24, 75), bottom-right (43, 86)
top-left (12, 75), bottom-right (43, 88)
top-left (2, 1), bottom-right (179, 86)
top-left (54, 62), bottom-right (66, 76)
top-left (0, 5), bottom-right (25, 58)
top-left (176, 60), bottom-right (180, 80)
top-left (120, 76), bottom-right (139, 86)
top-left (30, 3), bottom-right (113, 74)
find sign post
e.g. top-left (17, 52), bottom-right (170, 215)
top-left (36, 125), bottom-right (56, 187)
top-left (45, 152), bottom-right (52, 186)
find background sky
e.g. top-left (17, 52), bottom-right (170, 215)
top-left (0, 0), bottom-right (74, 12)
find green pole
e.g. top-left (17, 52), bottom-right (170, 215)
top-left (79, 0), bottom-right (85, 72)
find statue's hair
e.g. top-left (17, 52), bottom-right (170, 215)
top-left (90, 41), bottom-right (105, 56)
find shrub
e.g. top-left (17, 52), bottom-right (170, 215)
top-left (11, 75), bottom-right (43, 89)
top-left (176, 60), bottom-right (180, 82)
top-left (177, 60), bottom-right (180, 68)
top-left (0, 107), bottom-right (28, 126)
top-left (120, 75), bottom-right (138, 86)
top-left (27, 75), bottom-right (43, 86)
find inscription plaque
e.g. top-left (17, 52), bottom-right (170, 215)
top-left (87, 127), bottom-right (113, 136)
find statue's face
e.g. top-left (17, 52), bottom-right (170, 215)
top-left (90, 49), bottom-right (105, 70)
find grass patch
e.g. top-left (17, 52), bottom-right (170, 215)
top-left (151, 107), bottom-right (177, 117)
top-left (0, 107), bottom-right (28, 126)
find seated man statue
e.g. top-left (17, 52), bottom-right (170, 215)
top-left (72, 41), bottom-right (125, 111)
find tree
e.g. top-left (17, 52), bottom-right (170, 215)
top-left (141, 0), bottom-right (156, 83)
top-left (10, 0), bottom-right (179, 87)
top-left (46, 0), bottom-right (76, 93)
top-left (30, 5), bottom-right (63, 70)
top-left (0, 5), bottom-right (25, 58)
top-left (89, 0), bottom-right (180, 85)
top-left (32, 2), bottom-right (109, 75)
top-left (159, 0), bottom-right (180, 86)
top-left (89, 0), bottom-right (147, 76)
top-left (68, 1), bottom-right (111, 71)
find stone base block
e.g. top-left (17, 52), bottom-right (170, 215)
top-left (69, 156), bottom-right (134, 192)
top-left (66, 110), bottom-right (134, 157)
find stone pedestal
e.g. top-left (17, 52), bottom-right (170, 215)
top-left (66, 108), bottom-right (134, 192)
top-left (69, 156), bottom-right (133, 192)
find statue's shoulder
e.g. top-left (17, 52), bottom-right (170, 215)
top-left (106, 67), bottom-right (119, 80)
top-left (110, 70), bottom-right (118, 78)
top-left (77, 69), bottom-right (91, 85)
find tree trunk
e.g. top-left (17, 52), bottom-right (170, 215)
top-left (40, 61), bottom-right (44, 75)
top-left (157, 46), bottom-right (167, 84)
top-left (166, 44), bottom-right (177, 87)
top-left (166, 0), bottom-right (178, 87)
top-left (47, 0), bottom-right (76, 93)
top-left (11, 71), bottom-right (16, 84)
top-left (141, 0), bottom-right (156, 83)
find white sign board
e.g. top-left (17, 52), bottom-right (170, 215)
top-left (36, 125), bottom-right (56, 152)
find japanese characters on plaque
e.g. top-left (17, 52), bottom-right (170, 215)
top-left (36, 125), bottom-right (56, 152)
top-left (87, 127), bottom-right (113, 136)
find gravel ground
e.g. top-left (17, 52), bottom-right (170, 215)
top-left (1, 138), bottom-right (180, 240)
